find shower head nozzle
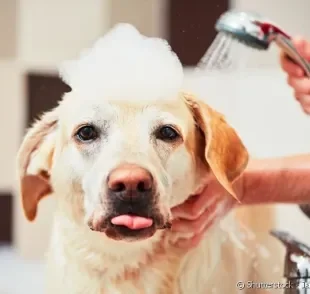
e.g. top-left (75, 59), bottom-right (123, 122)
top-left (215, 11), bottom-right (270, 50)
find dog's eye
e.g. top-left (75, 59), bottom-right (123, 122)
top-left (156, 125), bottom-right (180, 141)
top-left (76, 125), bottom-right (98, 142)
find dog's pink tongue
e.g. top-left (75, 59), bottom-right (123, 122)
top-left (111, 215), bottom-right (153, 230)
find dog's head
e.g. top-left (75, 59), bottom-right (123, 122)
top-left (16, 24), bottom-right (248, 243)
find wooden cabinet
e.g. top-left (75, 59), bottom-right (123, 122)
top-left (26, 73), bottom-right (70, 127)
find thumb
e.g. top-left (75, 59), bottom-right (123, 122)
top-left (292, 36), bottom-right (310, 62)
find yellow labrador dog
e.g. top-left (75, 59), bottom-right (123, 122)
top-left (17, 24), bottom-right (250, 293)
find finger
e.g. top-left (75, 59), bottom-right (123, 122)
top-left (280, 53), bottom-right (304, 77)
top-left (303, 106), bottom-right (310, 115)
top-left (175, 218), bottom-right (216, 249)
top-left (172, 197), bottom-right (234, 236)
top-left (171, 180), bottom-right (227, 220)
top-left (171, 198), bottom-right (219, 233)
top-left (280, 37), bottom-right (310, 77)
top-left (173, 197), bottom-right (236, 249)
top-left (294, 91), bottom-right (310, 103)
top-left (171, 190), bottom-right (220, 220)
top-left (297, 94), bottom-right (310, 114)
top-left (293, 36), bottom-right (310, 61)
top-left (287, 76), bottom-right (310, 94)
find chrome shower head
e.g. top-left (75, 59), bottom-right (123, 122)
top-left (215, 10), bottom-right (270, 50)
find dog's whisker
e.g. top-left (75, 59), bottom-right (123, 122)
top-left (161, 222), bottom-right (172, 230)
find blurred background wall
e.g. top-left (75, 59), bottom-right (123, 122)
top-left (1, 0), bottom-right (310, 291)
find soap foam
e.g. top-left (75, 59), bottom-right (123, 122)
top-left (59, 23), bottom-right (184, 101)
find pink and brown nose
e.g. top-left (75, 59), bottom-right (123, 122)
top-left (107, 164), bottom-right (153, 193)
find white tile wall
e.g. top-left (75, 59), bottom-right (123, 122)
top-left (0, 0), bottom-right (17, 59)
top-left (18, 0), bottom-right (110, 69)
top-left (0, 247), bottom-right (44, 294)
top-left (0, 61), bottom-right (23, 191)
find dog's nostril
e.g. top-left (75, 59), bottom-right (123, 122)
top-left (137, 181), bottom-right (149, 192)
top-left (111, 182), bottom-right (126, 192)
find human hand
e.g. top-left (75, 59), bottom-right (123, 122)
top-left (170, 177), bottom-right (242, 249)
top-left (280, 37), bottom-right (310, 114)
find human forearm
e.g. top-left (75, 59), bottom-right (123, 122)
top-left (240, 154), bottom-right (310, 205)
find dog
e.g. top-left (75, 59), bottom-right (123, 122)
top-left (17, 24), bottom-right (251, 293)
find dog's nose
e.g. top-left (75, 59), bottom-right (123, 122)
top-left (108, 164), bottom-right (153, 192)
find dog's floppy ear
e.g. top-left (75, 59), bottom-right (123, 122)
top-left (183, 93), bottom-right (249, 200)
top-left (16, 109), bottom-right (58, 221)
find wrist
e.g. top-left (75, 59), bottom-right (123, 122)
top-left (233, 158), bottom-right (262, 204)
top-left (240, 154), bottom-right (310, 205)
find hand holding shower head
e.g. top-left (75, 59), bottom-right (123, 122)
top-left (215, 10), bottom-right (310, 77)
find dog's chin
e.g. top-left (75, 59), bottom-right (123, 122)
top-left (89, 213), bottom-right (172, 242)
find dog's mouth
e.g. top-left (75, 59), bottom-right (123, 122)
top-left (88, 187), bottom-right (172, 241)
top-left (88, 209), bottom-right (171, 241)
top-left (106, 214), bottom-right (168, 241)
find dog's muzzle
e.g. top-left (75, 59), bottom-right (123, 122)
top-left (88, 164), bottom-right (172, 241)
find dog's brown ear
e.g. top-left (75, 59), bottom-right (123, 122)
top-left (183, 93), bottom-right (249, 200)
top-left (16, 109), bottom-right (58, 221)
